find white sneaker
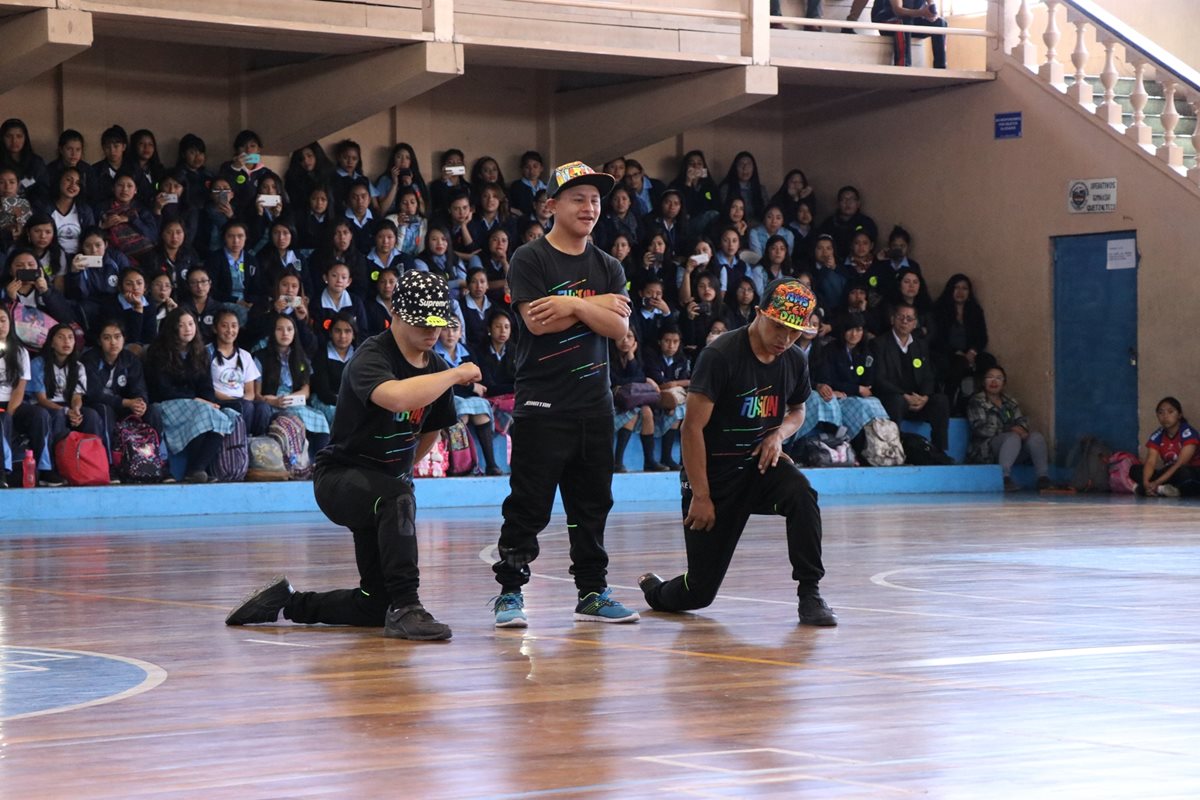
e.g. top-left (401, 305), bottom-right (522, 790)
top-left (1156, 484), bottom-right (1181, 497)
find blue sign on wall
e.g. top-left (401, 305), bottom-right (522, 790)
top-left (995, 111), bottom-right (1023, 139)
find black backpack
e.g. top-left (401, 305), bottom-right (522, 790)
top-left (900, 432), bottom-right (955, 466)
top-left (1068, 434), bottom-right (1113, 492)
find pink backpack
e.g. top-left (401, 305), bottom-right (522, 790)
top-left (54, 432), bottom-right (110, 486)
top-left (1108, 451), bottom-right (1140, 494)
top-left (445, 422), bottom-right (478, 476)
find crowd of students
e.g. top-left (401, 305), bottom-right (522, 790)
top-left (0, 115), bottom-right (1038, 488)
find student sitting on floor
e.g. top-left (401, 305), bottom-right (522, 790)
top-left (1130, 396), bottom-right (1200, 498)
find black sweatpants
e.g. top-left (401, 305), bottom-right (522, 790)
top-left (286, 463), bottom-right (419, 626)
top-left (1130, 464), bottom-right (1200, 496)
top-left (494, 414), bottom-right (614, 595)
top-left (644, 462), bottom-right (825, 612)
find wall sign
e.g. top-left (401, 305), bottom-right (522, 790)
top-left (994, 111), bottom-right (1022, 139)
top-left (1067, 178), bottom-right (1117, 213)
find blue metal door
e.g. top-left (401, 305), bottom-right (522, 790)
top-left (1053, 231), bottom-right (1138, 462)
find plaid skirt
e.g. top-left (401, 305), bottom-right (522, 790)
top-left (797, 395), bottom-right (889, 439)
top-left (613, 404), bottom-right (684, 437)
top-left (156, 399), bottom-right (238, 454)
top-left (310, 396), bottom-right (336, 428)
top-left (453, 395), bottom-right (493, 418)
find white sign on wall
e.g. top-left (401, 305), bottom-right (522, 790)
top-left (1067, 178), bottom-right (1117, 213)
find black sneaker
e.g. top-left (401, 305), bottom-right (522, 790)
top-left (185, 470), bottom-right (210, 484)
top-left (225, 576), bottom-right (294, 625)
top-left (638, 572), bottom-right (663, 600)
top-left (798, 594), bottom-right (838, 627)
top-left (660, 459), bottom-right (681, 471)
top-left (38, 470), bottom-right (65, 487)
top-left (643, 462), bottom-right (670, 472)
top-left (384, 604), bottom-right (452, 641)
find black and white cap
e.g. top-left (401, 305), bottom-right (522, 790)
top-left (391, 270), bottom-right (459, 329)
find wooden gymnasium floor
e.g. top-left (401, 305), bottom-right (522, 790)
top-left (3, 494), bottom-right (1200, 799)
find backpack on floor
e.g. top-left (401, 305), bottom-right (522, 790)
top-left (1107, 451), bottom-right (1140, 494)
top-left (212, 415), bottom-right (249, 483)
top-left (247, 435), bottom-right (290, 481)
top-left (53, 432), bottom-right (110, 486)
top-left (445, 421), bottom-right (478, 476)
top-left (269, 414), bottom-right (312, 479)
top-left (114, 416), bottom-right (166, 483)
top-left (861, 419), bottom-right (905, 466)
top-left (1068, 434), bottom-right (1112, 492)
top-left (414, 434), bottom-right (448, 478)
top-left (790, 429), bottom-right (856, 468)
top-left (900, 432), bottom-right (956, 466)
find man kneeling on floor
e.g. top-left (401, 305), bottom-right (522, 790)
top-left (225, 271), bottom-right (480, 641)
top-left (639, 278), bottom-right (838, 627)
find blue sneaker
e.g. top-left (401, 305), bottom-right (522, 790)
top-left (492, 592), bottom-right (528, 628)
top-left (573, 588), bottom-right (640, 623)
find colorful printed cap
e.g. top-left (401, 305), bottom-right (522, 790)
top-left (759, 278), bottom-right (818, 335)
top-left (548, 161), bottom-right (616, 199)
top-left (391, 270), bottom-right (459, 329)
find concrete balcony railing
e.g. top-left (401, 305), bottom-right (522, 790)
top-left (1005, 0), bottom-right (1200, 188)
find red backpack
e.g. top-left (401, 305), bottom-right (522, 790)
top-left (54, 432), bottom-right (110, 486)
top-left (445, 422), bottom-right (478, 476)
top-left (1108, 451), bottom-right (1140, 494)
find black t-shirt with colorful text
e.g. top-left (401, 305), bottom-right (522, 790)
top-left (688, 326), bottom-right (810, 486)
top-left (508, 236), bottom-right (627, 418)
top-left (316, 330), bottom-right (456, 480)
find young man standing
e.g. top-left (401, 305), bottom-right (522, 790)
top-left (638, 278), bottom-right (838, 627)
top-left (490, 161), bottom-right (639, 627)
top-left (226, 271), bottom-right (480, 641)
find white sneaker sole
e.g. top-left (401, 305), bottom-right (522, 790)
top-left (573, 611), bottom-right (641, 623)
top-left (494, 616), bottom-right (528, 628)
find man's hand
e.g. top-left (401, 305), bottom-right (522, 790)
top-left (751, 431), bottom-right (787, 474)
top-left (583, 293), bottom-right (631, 317)
top-left (527, 294), bottom-right (580, 326)
top-left (684, 493), bottom-right (716, 531)
top-left (454, 363), bottom-right (483, 385)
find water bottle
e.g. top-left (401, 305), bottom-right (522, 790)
top-left (22, 449), bottom-right (37, 488)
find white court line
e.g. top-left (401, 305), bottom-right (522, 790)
top-left (638, 747), bottom-right (863, 774)
top-left (243, 638), bottom-right (322, 648)
top-left (894, 643), bottom-right (1200, 668)
top-left (1, 648), bottom-right (168, 722)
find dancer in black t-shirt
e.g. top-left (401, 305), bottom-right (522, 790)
top-left (638, 278), bottom-right (838, 627)
top-left (490, 161), bottom-right (640, 627)
top-left (226, 271), bottom-right (481, 641)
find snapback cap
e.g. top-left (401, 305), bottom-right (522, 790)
top-left (548, 160), bottom-right (616, 199)
top-left (391, 270), bottom-right (459, 329)
top-left (759, 278), bottom-right (819, 335)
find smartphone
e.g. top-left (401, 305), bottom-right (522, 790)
top-left (691, 252), bottom-right (711, 266)
top-left (259, 194), bottom-right (282, 208)
top-left (697, 301), bottom-right (711, 315)
top-left (78, 254), bottom-right (104, 268)
top-left (289, 295), bottom-right (304, 308)
top-left (242, 153), bottom-right (261, 165)
top-left (445, 165), bottom-right (466, 177)
top-left (215, 189), bottom-right (231, 203)
top-left (162, 192), bottom-right (179, 204)
top-left (699, 168), bottom-right (708, 179)
top-left (642, 296), bottom-right (655, 310)
top-left (15, 268), bottom-right (39, 282)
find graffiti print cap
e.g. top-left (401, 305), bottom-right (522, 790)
top-left (391, 270), bottom-right (459, 329)
top-left (548, 160), bottom-right (616, 199)
top-left (759, 278), bottom-right (819, 335)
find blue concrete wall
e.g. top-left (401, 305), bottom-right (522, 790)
top-left (0, 465), bottom-right (1002, 523)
